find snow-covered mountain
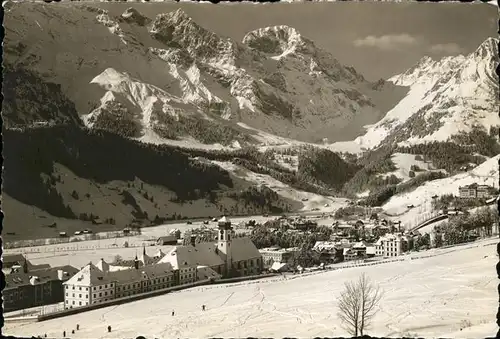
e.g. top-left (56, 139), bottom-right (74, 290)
top-left (5, 5), bottom-right (402, 147)
top-left (350, 37), bottom-right (499, 150)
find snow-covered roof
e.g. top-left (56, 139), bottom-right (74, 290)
top-left (218, 216), bottom-right (231, 224)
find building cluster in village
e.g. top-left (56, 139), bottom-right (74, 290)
top-left (257, 218), bottom-right (413, 272)
top-left (4, 217), bottom-right (263, 312)
top-left (63, 217), bottom-right (263, 309)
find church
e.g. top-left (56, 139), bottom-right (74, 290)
top-left (158, 216), bottom-right (264, 281)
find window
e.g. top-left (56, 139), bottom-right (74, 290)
top-left (72, 293), bottom-right (75, 297)
top-left (104, 291), bottom-right (108, 296)
top-left (79, 287), bottom-right (82, 291)
top-left (66, 293), bottom-right (68, 297)
top-left (99, 292), bottom-right (102, 297)
top-left (93, 294), bottom-right (96, 298)
top-left (110, 290), bottom-right (113, 294)
top-left (79, 294), bottom-right (82, 298)
top-left (72, 301), bottom-right (75, 305)
top-left (93, 287), bottom-right (96, 291)
top-left (79, 301), bottom-right (82, 306)
top-left (99, 286), bottom-right (102, 290)
top-left (86, 287), bottom-right (89, 291)
top-left (72, 286), bottom-right (75, 290)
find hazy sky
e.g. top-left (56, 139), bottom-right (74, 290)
top-left (103, 2), bottom-right (497, 81)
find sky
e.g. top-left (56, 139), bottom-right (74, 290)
top-left (102, 2), bottom-right (498, 81)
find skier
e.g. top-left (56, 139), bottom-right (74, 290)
top-left (63, 331), bottom-right (66, 338)
top-left (202, 304), bottom-right (206, 311)
top-left (108, 325), bottom-right (112, 333)
top-left (77, 324), bottom-right (80, 330)
top-left (172, 310), bottom-right (175, 316)
top-left (71, 330), bottom-right (75, 334)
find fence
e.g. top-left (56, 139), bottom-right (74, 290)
top-left (4, 230), bottom-right (143, 250)
top-left (5, 240), bottom-right (157, 255)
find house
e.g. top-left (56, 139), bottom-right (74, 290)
top-left (375, 234), bottom-right (408, 257)
top-left (259, 247), bottom-right (299, 268)
top-left (4, 265), bottom-right (78, 312)
top-left (156, 235), bottom-right (178, 246)
top-left (3, 254), bottom-right (51, 275)
top-left (270, 262), bottom-right (289, 273)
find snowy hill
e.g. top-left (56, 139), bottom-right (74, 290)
top-left (382, 154), bottom-right (499, 228)
top-left (339, 37), bottom-right (499, 151)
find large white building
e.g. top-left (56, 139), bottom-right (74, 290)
top-left (375, 234), bottom-right (408, 257)
top-left (63, 258), bottom-right (175, 309)
top-left (259, 247), bottom-right (299, 268)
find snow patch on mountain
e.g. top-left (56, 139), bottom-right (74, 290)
top-left (95, 10), bottom-right (127, 45)
top-left (83, 68), bottom-right (185, 130)
top-left (210, 160), bottom-right (350, 212)
top-left (136, 129), bottom-right (238, 151)
top-left (379, 152), bottom-right (442, 183)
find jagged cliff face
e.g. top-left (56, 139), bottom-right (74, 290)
top-left (4, 4), bottom-right (396, 145)
top-left (353, 37), bottom-right (500, 149)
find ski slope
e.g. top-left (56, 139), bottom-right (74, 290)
top-left (5, 238), bottom-right (498, 339)
top-left (383, 154), bottom-right (499, 228)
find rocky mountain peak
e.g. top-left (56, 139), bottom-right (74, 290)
top-left (149, 9), bottom-right (235, 63)
top-left (473, 37), bottom-right (498, 60)
top-left (120, 7), bottom-right (150, 26)
top-left (242, 25), bottom-right (313, 59)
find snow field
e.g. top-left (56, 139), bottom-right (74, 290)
top-left (382, 154), bottom-right (499, 228)
top-left (5, 238), bottom-right (498, 339)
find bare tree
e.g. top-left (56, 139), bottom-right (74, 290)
top-left (337, 273), bottom-right (383, 336)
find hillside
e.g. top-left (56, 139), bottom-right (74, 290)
top-left (350, 37), bottom-right (499, 150)
top-left (382, 154), bottom-right (499, 228)
top-left (2, 125), bottom-right (305, 240)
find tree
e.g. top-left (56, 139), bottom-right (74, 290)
top-left (337, 273), bottom-right (383, 336)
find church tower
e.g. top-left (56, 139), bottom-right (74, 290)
top-left (217, 216), bottom-right (233, 276)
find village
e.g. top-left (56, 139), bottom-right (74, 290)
top-left (3, 183), bottom-right (498, 320)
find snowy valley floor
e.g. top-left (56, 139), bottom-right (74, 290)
top-left (5, 238), bottom-right (499, 339)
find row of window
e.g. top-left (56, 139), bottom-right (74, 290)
top-left (116, 283), bottom-right (174, 298)
top-left (67, 284), bottom-right (114, 291)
